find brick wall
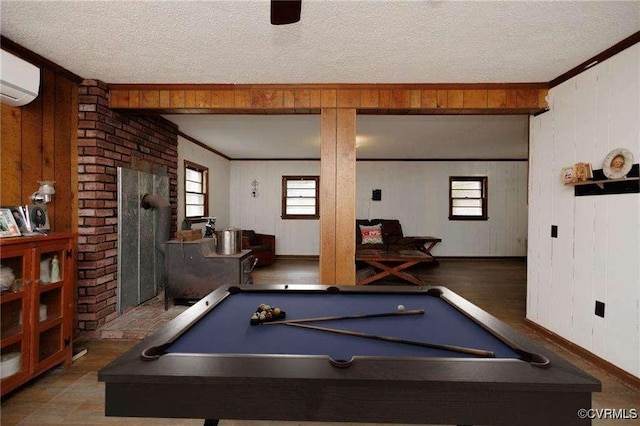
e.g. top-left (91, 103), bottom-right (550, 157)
top-left (77, 80), bottom-right (178, 333)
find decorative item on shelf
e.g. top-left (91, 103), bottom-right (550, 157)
top-left (26, 205), bottom-right (50, 232)
top-left (39, 303), bottom-right (48, 322)
top-left (30, 180), bottom-right (56, 204)
top-left (0, 352), bottom-right (21, 379)
top-left (50, 255), bottom-right (60, 282)
top-left (0, 208), bottom-right (21, 238)
top-left (561, 166), bottom-right (574, 183)
top-left (40, 258), bottom-right (51, 284)
top-left (251, 179), bottom-right (259, 198)
top-left (7, 206), bottom-right (29, 234)
top-left (0, 266), bottom-right (15, 293)
top-left (571, 162), bottom-right (593, 183)
top-left (603, 148), bottom-right (633, 179)
top-left (203, 217), bottom-right (216, 238)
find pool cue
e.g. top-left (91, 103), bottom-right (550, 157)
top-left (284, 322), bottom-right (495, 358)
top-left (261, 309), bottom-right (424, 325)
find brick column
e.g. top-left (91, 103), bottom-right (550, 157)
top-left (76, 80), bottom-right (178, 334)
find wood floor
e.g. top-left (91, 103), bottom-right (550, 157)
top-left (1, 258), bottom-right (639, 425)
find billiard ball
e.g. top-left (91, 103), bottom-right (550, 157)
top-left (397, 304), bottom-right (405, 312)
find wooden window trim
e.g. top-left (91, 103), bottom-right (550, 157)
top-left (449, 176), bottom-right (488, 221)
top-left (184, 160), bottom-right (209, 223)
top-left (282, 175), bottom-right (320, 220)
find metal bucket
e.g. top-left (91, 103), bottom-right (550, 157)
top-left (215, 228), bottom-right (242, 255)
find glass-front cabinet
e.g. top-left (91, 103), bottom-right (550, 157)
top-left (0, 247), bottom-right (30, 390)
top-left (0, 233), bottom-right (76, 396)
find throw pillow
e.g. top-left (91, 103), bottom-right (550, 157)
top-left (359, 224), bottom-right (383, 244)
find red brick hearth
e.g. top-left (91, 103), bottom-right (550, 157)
top-left (76, 80), bottom-right (178, 334)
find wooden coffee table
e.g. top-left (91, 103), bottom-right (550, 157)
top-left (355, 249), bottom-right (434, 286)
top-left (412, 236), bottom-right (442, 258)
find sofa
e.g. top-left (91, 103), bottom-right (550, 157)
top-left (356, 219), bottom-right (423, 252)
top-left (241, 230), bottom-right (276, 267)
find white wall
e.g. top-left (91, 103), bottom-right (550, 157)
top-left (357, 161), bottom-right (528, 257)
top-left (229, 161), bottom-right (320, 256)
top-left (528, 44), bottom-right (640, 377)
top-left (177, 135), bottom-right (231, 232)
top-left (228, 160), bottom-right (528, 257)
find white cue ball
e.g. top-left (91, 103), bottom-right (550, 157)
top-left (397, 304), bottom-right (405, 312)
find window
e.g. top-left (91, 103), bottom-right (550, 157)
top-left (282, 176), bottom-right (319, 219)
top-left (184, 160), bottom-right (208, 221)
top-left (449, 176), bottom-right (488, 220)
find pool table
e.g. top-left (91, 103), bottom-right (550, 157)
top-left (98, 284), bottom-right (601, 425)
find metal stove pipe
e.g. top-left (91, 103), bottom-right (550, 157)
top-left (140, 193), bottom-right (171, 255)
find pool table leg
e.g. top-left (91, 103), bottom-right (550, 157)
top-left (203, 419), bottom-right (218, 426)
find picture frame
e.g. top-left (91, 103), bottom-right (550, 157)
top-left (572, 162), bottom-right (593, 183)
top-left (561, 166), bottom-right (574, 183)
top-left (602, 148), bottom-right (633, 179)
top-left (7, 206), bottom-right (30, 234)
top-left (26, 204), bottom-right (50, 232)
top-left (0, 208), bottom-right (22, 238)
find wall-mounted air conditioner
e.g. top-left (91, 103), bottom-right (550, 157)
top-left (1, 49), bottom-right (40, 107)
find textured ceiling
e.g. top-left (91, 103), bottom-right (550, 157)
top-left (2, 1), bottom-right (638, 84)
top-left (2, 1), bottom-right (638, 158)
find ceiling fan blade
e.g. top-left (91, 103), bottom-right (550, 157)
top-left (271, 0), bottom-right (301, 25)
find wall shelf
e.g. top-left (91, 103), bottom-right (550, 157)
top-left (568, 164), bottom-right (639, 196)
top-left (566, 176), bottom-right (640, 189)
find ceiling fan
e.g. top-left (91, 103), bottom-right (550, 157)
top-left (271, 0), bottom-right (302, 25)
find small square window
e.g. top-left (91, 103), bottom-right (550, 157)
top-left (282, 176), bottom-right (319, 219)
top-left (449, 176), bottom-right (488, 221)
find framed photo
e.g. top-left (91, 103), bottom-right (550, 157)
top-left (603, 148), bottom-right (633, 179)
top-left (561, 166), bottom-right (574, 183)
top-left (0, 208), bottom-right (22, 237)
top-left (26, 205), bottom-right (50, 232)
top-left (572, 162), bottom-right (593, 183)
top-left (7, 206), bottom-right (30, 234)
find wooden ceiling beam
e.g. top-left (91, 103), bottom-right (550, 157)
top-left (108, 84), bottom-right (548, 114)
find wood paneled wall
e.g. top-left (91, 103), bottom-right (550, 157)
top-left (0, 68), bottom-right (78, 232)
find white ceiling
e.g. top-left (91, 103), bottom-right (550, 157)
top-left (2, 1), bottom-right (637, 84)
top-left (2, 1), bottom-right (638, 159)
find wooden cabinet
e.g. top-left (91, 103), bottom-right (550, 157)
top-left (164, 239), bottom-right (254, 309)
top-left (1, 233), bottom-right (76, 396)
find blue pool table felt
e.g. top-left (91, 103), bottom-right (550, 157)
top-left (167, 292), bottom-right (520, 361)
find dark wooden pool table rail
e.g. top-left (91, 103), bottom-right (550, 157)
top-left (99, 284), bottom-right (601, 426)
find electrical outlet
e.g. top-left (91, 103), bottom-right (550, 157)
top-left (551, 225), bottom-right (558, 238)
top-left (595, 301), bottom-right (605, 318)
